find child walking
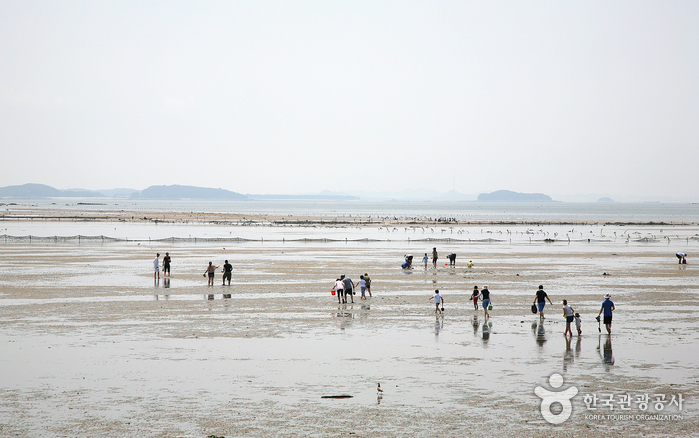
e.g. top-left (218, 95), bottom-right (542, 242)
top-left (574, 312), bottom-right (582, 335)
top-left (429, 290), bottom-right (444, 314)
top-left (359, 275), bottom-right (367, 300)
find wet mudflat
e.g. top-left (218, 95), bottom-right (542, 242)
top-left (0, 224), bottom-right (697, 437)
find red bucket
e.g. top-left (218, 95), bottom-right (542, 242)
top-left (331, 290), bottom-right (336, 295)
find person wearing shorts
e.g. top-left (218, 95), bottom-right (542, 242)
top-left (222, 260), bottom-right (232, 286)
top-left (342, 275), bottom-right (355, 304)
top-left (479, 286), bottom-right (491, 319)
top-left (358, 275), bottom-right (367, 300)
top-left (429, 290), bottom-right (443, 314)
top-left (162, 252), bottom-right (171, 276)
top-left (204, 261), bottom-right (219, 286)
top-left (597, 293), bottom-right (615, 334)
top-left (562, 299), bottom-right (575, 336)
top-left (534, 285), bottom-right (553, 321)
top-left (364, 273), bottom-right (372, 297)
top-left (471, 286), bottom-right (479, 310)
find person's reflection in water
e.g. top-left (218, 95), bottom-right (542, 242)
top-left (563, 335), bottom-right (574, 372)
top-left (434, 315), bottom-right (443, 337)
top-left (598, 334), bottom-right (615, 371)
top-left (482, 322), bottom-right (491, 344)
top-left (535, 322), bottom-right (547, 347)
top-left (575, 336), bottom-right (582, 359)
top-left (360, 304), bottom-right (370, 321)
top-left (334, 305), bottom-right (354, 332)
top-left (472, 315), bottom-right (480, 336)
top-left (163, 278), bottom-right (170, 289)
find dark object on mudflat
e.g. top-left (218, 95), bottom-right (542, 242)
top-left (321, 395), bottom-right (354, 399)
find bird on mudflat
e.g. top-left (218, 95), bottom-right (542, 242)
top-left (377, 383), bottom-right (383, 393)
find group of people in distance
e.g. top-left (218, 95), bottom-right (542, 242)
top-left (332, 273), bottom-right (372, 304)
top-left (152, 253), bottom-right (234, 286)
top-left (153, 252), bottom-right (171, 280)
top-left (534, 285), bottom-right (616, 335)
top-left (429, 283), bottom-right (617, 337)
top-left (202, 260), bottom-right (233, 286)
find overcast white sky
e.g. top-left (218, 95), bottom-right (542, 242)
top-left (1, 1), bottom-right (698, 200)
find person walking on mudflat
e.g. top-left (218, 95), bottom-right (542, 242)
top-left (222, 260), bottom-right (232, 286)
top-left (429, 290), bottom-right (444, 314)
top-left (333, 278), bottom-right (345, 304)
top-left (534, 285), bottom-right (553, 321)
top-left (204, 261), bottom-right (219, 286)
top-left (432, 248), bottom-right (438, 268)
top-left (342, 275), bottom-right (356, 304)
top-left (471, 286), bottom-right (479, 310)
top-left (364, 272), bottom-right (372, 297)
top-left (597, 293), bottom-right (615, 334)
top-left (332, 278), bottom-right (345, 304)
top-left (562, 299), bottom-right (575, 336)
top-left (162, 252), bottom-right (171, 276)
top-left (153, 253), bottom-right (160, 281)
top-left (479, 286), bottom-right (491, 319)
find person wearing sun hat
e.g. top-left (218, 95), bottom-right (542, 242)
top-left (597, 293), bottom-right (615, 334)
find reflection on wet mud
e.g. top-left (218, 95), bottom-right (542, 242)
top-left (482, 322), bottom-right (491, 344)
top-left (472, 315), bottom-right (479, 336)
top-left (563, 336), bottom-right (574, 372)
top-left (534, 321), bottom-right (547, 347)
top-left (334, 304), bottom-right (354, 331)
top-left (434, 315), bottom-right (443, 336)
top-left (163, 278), bottom-right (170, 288)
top-left (599, 334), bottom-right (615, 371)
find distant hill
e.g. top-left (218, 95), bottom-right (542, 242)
top-left (133, 185), bottom-right (247, 200)
top-left (0, 183), bottom-right (105, 198)
top-left (98, 188), bottom-right (140, 198)
top-left (596, 197), bottom-right (616, 203)
top-left (477, 190), bottom-right (553, 202)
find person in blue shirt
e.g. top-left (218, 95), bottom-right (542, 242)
top-left (597, 294), bottom-right (615, 334)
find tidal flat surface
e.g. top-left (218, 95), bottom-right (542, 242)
top-left (0, 222), bottom-right (697, 437)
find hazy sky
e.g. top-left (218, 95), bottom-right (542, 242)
top-left (1, 1), bottom-right (698, 200)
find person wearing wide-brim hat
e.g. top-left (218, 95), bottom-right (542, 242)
top-left (597, 293), bottom-right (615, 334)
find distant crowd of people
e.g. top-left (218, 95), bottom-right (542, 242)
top-left (148, 247), bottom-right (695, 335)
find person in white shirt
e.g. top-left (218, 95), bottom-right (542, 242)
top-left (153, 253), bottom-right (160, 281)
top-left (562, 299), bottom-right (575, 336)
top-left (429, 290), bottom-right (444, 314)
top-left (332, 278), bottom-right (345, 304)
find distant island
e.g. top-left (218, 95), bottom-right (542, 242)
top-left (477, 190), bottom-right (553, 202)
top-left (0, 183), bottom-right (105, 198)
top-left (131, 185), bottom-right (247, 200)
top-left (0, 183), bottom-right (365, 201)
